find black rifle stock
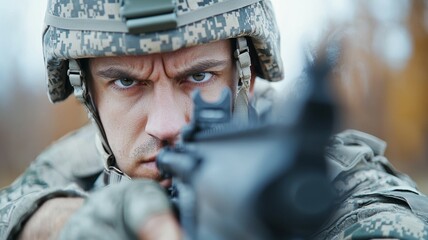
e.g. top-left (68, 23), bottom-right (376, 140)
top-left (157, 57), bottom-right (337, 240)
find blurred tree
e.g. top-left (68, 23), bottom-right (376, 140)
top-left (332, 0), bottom-right (428, 191)
top-left (384, 0), bottom-right (428, 173)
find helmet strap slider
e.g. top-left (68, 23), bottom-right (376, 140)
top-left (233, 37), bottom-right (252, 123)
top-left (234, 37), bottom-right (251, 90)
top-left (68, 59), bottom-right (86, 103)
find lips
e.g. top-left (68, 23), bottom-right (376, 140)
top-left (142, 159), bottom-right (158, 171)
top-left (139, 157), bottom-right (172, 188)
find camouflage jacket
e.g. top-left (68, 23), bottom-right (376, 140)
top-left (1, 85), bottom-right (428, 239)
top-left (316, 130), bottom-right (428, 239)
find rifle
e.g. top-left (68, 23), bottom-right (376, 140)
top-left (157, 56), bottom-right (337, 240)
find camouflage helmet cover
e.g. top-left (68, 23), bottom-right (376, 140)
top-left (43, 0), bottom-right (284, 103)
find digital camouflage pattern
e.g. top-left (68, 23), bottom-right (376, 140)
top-left (43, 0), bottom-right (283, 103)
top-left (315, 130), bottom-right (428, 239)
top-left (342, 212), bottom-right (428, 239)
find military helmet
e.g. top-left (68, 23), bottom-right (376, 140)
top-left (43, 0), bottom-right (283, 103)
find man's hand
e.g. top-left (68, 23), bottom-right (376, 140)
top-left (138, 212), bottom-right (182, 240)
top-left (59, 179), bottom-right (182, 240)
top-left (18, 198), bottom-right (84, 240)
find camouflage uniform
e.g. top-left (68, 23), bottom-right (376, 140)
top-left (316, 130), bottom-right (428, 239)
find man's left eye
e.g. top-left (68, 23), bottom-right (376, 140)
top-left (187, 72), bottom-right (213, 83)
top-left (113, 78), bottom-right (138, 89)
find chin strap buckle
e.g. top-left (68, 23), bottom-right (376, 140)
top-left (104, 166), bottom-right (132, 185)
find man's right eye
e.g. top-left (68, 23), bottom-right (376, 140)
top-left (113, 78), bottom-right (137, 89)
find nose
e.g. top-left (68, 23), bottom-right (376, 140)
top-left (145, 83), bottom-right (188, 143)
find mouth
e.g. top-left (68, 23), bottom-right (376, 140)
top-left (139, 157), bottom-right (172, 188)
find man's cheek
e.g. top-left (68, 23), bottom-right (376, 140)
top-left (109, 134), bottom-right (130, 164)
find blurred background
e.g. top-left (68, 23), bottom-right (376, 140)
top-left (0, 0), bottom-right (427, 193)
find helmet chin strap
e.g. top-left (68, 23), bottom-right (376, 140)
top-left (94, 134), bottom-right (132, 184)
top-left (68, 59), bottom-right (130, 184)
top-left (68, 37), bottom-right (252, 185)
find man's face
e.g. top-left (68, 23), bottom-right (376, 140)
top-left (87, 40), bottom-right (238, 185)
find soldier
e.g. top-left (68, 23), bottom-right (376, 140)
top-left (1, 0), bottom-right (428, 239)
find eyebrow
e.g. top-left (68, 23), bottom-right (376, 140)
top-left (96, 67), bottom-right (139, 80)
top-left (95, 59), bottom-right (229, 80)
top-left (175, 59), bottom-right (229, 79)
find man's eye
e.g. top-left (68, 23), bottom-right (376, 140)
top-left (187, 72), bottom-right (213, 83)
top-left (113, 78), bottom-right (137, 89)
